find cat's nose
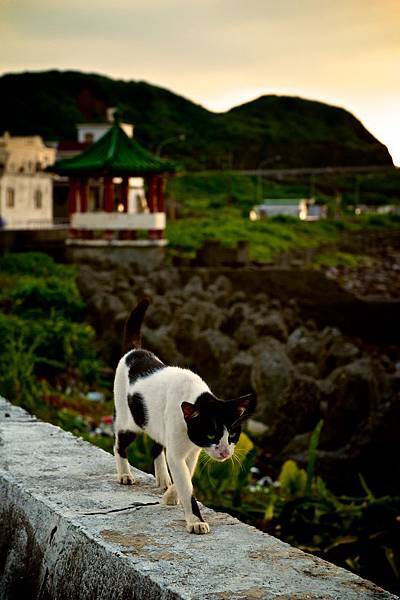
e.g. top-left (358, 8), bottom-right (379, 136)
top-left (219, 448), bottom-right (230, 459)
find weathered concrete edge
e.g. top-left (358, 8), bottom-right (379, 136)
top-left (1, 474), bottom-right (181, 600)
top-left (0, 398), bottom-right (397, 600)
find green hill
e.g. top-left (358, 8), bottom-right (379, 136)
top-left (0, 70), bottom-right (393, 169)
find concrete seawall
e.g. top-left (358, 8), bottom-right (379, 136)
top-left (0, 398), bottom-right (396, 600)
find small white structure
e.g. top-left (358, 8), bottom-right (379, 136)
top-left (77, 108), bottom-right (134, 144)
top-left (249, 198), bottom-right (326, 221)
top-left (0, 133), bottom-right (56, 229)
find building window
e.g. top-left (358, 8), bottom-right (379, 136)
top-left (34, 189), bottom-right (43, 209)
top-left (84, 133), bottom-right (94, 144)
top-left (6, 188), bottom-right (15, 208)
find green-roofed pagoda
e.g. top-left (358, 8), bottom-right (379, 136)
top-left (50, 116), bottom-right (178, 244)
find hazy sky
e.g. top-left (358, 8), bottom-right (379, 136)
top-left (1, 0), bottom-right (399, 164)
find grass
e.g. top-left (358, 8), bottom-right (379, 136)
top-left (165, 172), bottom-right (400, 263)
top-left (167, 215), bottom-right (346, 262)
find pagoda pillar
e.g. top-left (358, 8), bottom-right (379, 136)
top-left (68, 177), bottom-right (78, 216)
top-left (67, 177), bottom-right (79, 239)
top-left (103, 176), bottom-right (114, 240)
top-left (103, 176), bottom-right (114, 212)
top-left (79, 178), bottom-right (88, 213)
top-left (121, 177), bottom-right (129, 213)
top-left (156, 176), bottom-right (164, 213)
top-left (147, 175), bottom-right (158, 240)
top-left (119, 177), bottom-right (130, 240)
top-left (146, 175), bottom-right (157, 213)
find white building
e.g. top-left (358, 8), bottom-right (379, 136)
top-left (76, 108), bottom-right (134, 144)
top-left (0, 133), bottom-right (56, 229)
top-left (249, 198), bottom-right (326, 221)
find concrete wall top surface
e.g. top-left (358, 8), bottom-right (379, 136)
top-left (0, 398), bottom-right (396, 600)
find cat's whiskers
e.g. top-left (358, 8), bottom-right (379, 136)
top-left (231, 450), bottom-right (246, 472)
top-left (197, 451), bottom-right (212, 477)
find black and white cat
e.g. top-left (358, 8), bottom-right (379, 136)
top-left (113, 298), bottom-right (256, 534)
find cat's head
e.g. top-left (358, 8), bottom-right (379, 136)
top-left (181, 392), bottom-right (256, 461)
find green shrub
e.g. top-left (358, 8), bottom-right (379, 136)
top-left (0, 252), bottom-right (74, 278)
top-left (6, 277), bottom-right (85, 321)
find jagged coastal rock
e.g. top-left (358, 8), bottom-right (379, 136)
top-left (76, 264), bottom-right (400, 495)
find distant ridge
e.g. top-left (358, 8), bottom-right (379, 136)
top-left (0, 70), bottom-right (393, 170)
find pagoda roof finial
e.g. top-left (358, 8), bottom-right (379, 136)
top-left (112, 109), bottom-right (122, 126)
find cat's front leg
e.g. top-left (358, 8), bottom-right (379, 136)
top-left (166, 451), bottom-right (210, 534)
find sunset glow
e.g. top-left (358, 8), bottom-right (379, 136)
top-left (1, 0), bottom-right (399, 163)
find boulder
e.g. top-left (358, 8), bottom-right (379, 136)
top-left (320, 359), bottom-right (380, 450)
top-left (281, 303), bottom-right (301, 334)
top-left (170, 314), bottom-right (201, 355)
top-left (254, 312), bottom-right (288, 342)
top-left (164, 289), bottom-right (185, 311)
top-left (89, 292), bottom-right (125, 325)
top-left (234, 321), bottom-right (258, 349)
top-left (142, 325), bottom-right (183, 366)
top-left (183, 275), bottom-right (204, 295)
top-left (222, 351), bottom-right (254, 398)
top-left (228, 290), bottom-right (246, 306)
top-left (101, 293), bottom-right (126, 319)
top-left (295, 361), bottom-right (320, 379)
top-left (207, 277), bottom-right (232, 308)
top-left (145, 297), bottom-right (172, 329)
top-left (251, 339), bottom-right (320, 449)
top-left (174, 298), bottom-right (225, 332)
top-left (209, 275), bottom-right (233, 295)
top-left (281, 391), bottom-right (400, 496)
top-left (221, 302), bottom-right (250, 334)
top-left (146, 268), bottom-right (181, 295)
top-left (76, 265), bottom-right (114, 300)
top-left (192, 329), bottom-right (237, 390)
top-left (118, 291), bottom-right (137, 312)
top-left (319, 327), bottom-right (360, 375)
top-left (286, 326), bottom-right (320, 363)
top-left (250, 338), bottom-right (294, 424)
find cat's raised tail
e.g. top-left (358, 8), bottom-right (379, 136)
top-left (122, 298), bottom-right (150, 353)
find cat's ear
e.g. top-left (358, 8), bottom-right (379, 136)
top-left (181, 402), bottom-right (200, 422)
top-left (229, 393), bottom-right (256, 423)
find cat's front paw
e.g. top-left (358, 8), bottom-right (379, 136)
top-left (186, 521), bottom-right (210, 535)
top-left (119, 473), bottom-right (135, 485)
top-left (162, 485), bottom-right (179, 505)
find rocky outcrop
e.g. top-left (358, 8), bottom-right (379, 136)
top-left (75, 263), bottom-right (400, 494)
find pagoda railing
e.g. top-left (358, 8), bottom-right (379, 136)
top-left (71, 211), bottom-right (165, 230)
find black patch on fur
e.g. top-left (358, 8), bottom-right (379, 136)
top-left (125, 349), bottom-right (165, 385)
top-left (191, 495), bottom-right (204, 522)
top-left (117, 430), bottom-right (136, 458)
top-left (128, 392), bottom-right (148, 428)
top-left (151, 442), bottom-right (164, 459)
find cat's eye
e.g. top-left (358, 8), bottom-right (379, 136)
top-left (207, 434), bottom-right (215, 441)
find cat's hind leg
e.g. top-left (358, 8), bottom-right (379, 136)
top-left (114, 430), bottom-right (136, 485)
top-left (152, 442), bottom-right (172, 490)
